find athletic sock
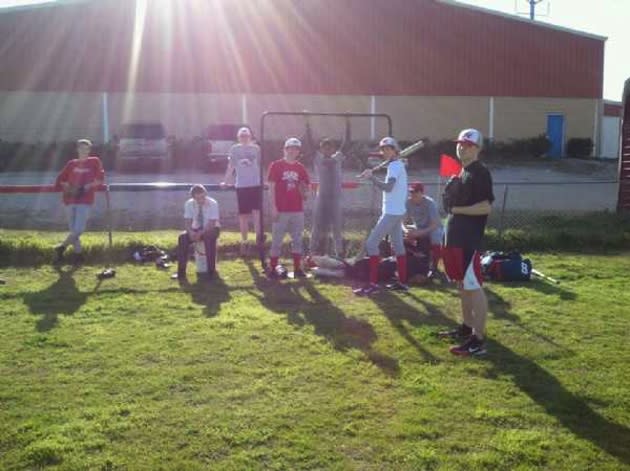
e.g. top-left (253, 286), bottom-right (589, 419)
top-left (396, 255), bottom-right (407, 283)
top-left (292, 254), bottom-right (302, 272)
top-left (462, 323), bottom-right (473, 336)
top-left (431, 245), bottom-right (442, 269)
top-left (369, 256), bottom-right (380, 284)
top-left (270, 256), bottom-right (279, 270)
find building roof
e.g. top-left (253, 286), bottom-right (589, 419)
top-left (438, 0), bottom-right (607, 42)
top-left (0, 0), bottom-right (605, 97)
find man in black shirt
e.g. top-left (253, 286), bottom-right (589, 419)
top-left (440, 129), bottom-right (494, 356)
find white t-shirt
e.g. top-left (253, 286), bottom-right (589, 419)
top-left (184, 196), bottom-right (220, 230)
top-left (229, 143), bottom-right (261, 188)
top-left (383, 159), bottom-right (407, 215)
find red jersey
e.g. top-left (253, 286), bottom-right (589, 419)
top-left (267, 158), bottom-right (310, 212)
top-left (55, 156), bottom-right (105, 205)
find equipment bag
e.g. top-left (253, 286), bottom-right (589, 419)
top-left (481, 251), bottom-right (532, 282)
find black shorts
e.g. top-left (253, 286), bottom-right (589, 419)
top-left (236, 186), bottom-right (262, 215)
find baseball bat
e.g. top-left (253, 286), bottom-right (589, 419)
top-left (358, 139), bottom-right (425, 176)
top-left (532, 269), bottom-right (560, 284)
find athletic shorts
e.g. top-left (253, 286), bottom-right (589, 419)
top-left (236, 186), bottom-right (262, 215)
top-left (442, 247), bottom-right (482, 290)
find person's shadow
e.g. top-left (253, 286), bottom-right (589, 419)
top-left (363, 288), bottom-right (442, 363)
top-left (244, 260), bottom-right (400, 376)
top-left (23, 265), bottom-right (87, 332)
top-left (178, 274), bottom-right (231, 318)
top-left (444, 285), bottom-right (629, 464)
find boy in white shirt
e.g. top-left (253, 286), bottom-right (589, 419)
top-left (354, 137), bottom-right (408, 295)
top-left (173, 184), bottom-right (220, 281)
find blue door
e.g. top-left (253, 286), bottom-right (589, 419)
top-left (546, 114), bottom-right (564, 159)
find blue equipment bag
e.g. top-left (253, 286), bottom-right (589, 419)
top-left (481, 251), bottom-right (532, 282)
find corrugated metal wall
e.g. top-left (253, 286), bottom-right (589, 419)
top-left (0, 0), bottom-right (604, 97)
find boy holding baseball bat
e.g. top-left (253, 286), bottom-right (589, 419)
top-left (353, 137), bottom-right (408, 295)
top-left (53, 139), bottom-right (104, 264)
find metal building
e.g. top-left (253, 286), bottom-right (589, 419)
top-left (0, 0), bottom-right (607, 155)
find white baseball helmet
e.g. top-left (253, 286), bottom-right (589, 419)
top-left (237, 127), bottom-right (252, 137)
top-left (379, 136), bottom-right (399, 150)
top-left (284, 137), bottom-right (302, 148)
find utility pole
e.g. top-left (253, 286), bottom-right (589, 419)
top-left (527, 0), bottom-right (544, 20)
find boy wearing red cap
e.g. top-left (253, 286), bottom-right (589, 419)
top-left (405, 182), bottom-right (444, 278)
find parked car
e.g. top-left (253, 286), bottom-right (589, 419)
top-left (116, 121), bottom-right (171, 172)
top-left (201, 124), bottom-right (250, 172)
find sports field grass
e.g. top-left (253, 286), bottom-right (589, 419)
top-left (1, 237), bottom-right (629, 470)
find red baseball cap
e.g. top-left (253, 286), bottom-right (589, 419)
top-left (409, 182), bottom-right (424, 193)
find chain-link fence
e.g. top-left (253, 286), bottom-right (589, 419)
top-left (0, 170), bottom-right (619, 237)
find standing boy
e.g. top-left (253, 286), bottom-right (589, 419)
top-left (221, 127), bottom-right (261, 256)
top-left (54, 139), bottom-right (105, 264)
top-left (440, 129), bottom-right (494, 356)
top-left (310, 137), bottom-right (345, 256)
top-left (267, 138), bottom-right (311, 278)
top-left (354, 137), bottom-right (408, 295)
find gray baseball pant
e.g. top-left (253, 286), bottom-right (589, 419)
top-left (365, 214), bottom-right (406, 256)
top-left (270, 212), bottom-right (305, 256)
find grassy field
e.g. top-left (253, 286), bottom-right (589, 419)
top-left (1, 236), bottom-right (629, 470)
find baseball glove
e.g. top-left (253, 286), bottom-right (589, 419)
top-left (65, 184), bottom-right (86, 199)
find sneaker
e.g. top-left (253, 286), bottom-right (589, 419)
top-left (53, 244), bottom-right (66, 264)
top-left (267, 265), bottom-right (287, 280)
top-left (449, 335), bottom-right (487, 357)
top-left (385, 281), bottom-right (409, 292)
top-left (292, 269), bottom-right (307, 278)
top-left (353, 283), bottom-right (380, 296)
top-left (171, 272), bottom-right (186, 280)
top-left (428, 269), bottom-right (447, 282)
top-left (437, 324), bottom-right (472, 341)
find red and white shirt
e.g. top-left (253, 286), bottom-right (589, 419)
top-left (267, 159), bottom-right (310, 212)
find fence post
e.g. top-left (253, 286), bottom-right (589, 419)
top-left (105, 184), bottom-right (113, 251)
top-left (498, 184), bottom-right (509, 245)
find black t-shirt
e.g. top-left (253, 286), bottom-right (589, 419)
top-left (444, 160), bottom-right (494, 249)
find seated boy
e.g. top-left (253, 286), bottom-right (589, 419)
top-left (172, 184), bottom-right (220, 281)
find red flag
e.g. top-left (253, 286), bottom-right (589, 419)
top-left (439, 154), bottom-right (462, 177)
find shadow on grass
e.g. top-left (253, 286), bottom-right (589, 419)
top-left (364, 289), bottom-right (442, 363)
top-left (178, 274), bottom-right (231, 318)
top-left (22, 265), bottom-right (86, 332)
top-left (487, 277), bottom-right (576, 301)
top-left (483, 290), bottom-right (628, 464)
top-left (244, 260), bottom-right (400, 376)
top-left (371, 283), bottom-right (629, 463)
top-left (485, 287), bottom-right (575, 355)
top-left (488, 339), bottom-right (630, 465)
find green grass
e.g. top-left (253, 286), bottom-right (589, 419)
top-left (3, 211), bottom-right (630, 268)
top-left (1, 242), bottom-right (630, 469)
